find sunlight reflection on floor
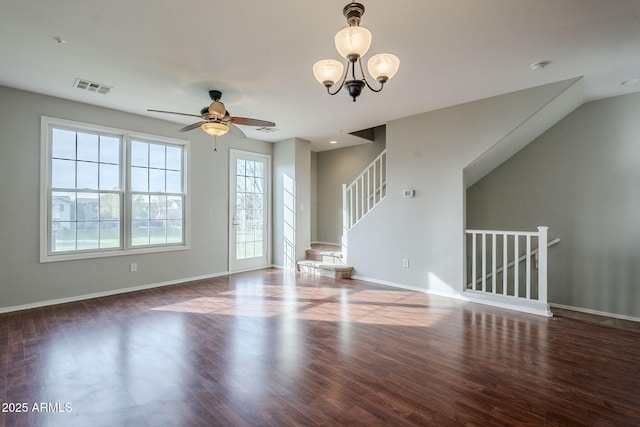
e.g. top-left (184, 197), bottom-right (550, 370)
top-left (152, 286), bottom-right (457, 327)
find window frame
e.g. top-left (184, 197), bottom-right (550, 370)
top-left (40, 116), bottom-right (190, 263)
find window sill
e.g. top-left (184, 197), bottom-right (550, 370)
top-left (39, 244), bottom-right (190, 263)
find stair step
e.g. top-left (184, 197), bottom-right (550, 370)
top-left (306, 244), bottom-right (344, 263)
top-left (297, 260), bottom-right (353, 279)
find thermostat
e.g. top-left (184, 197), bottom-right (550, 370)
top-left (403, 189), bottom-right (415, 198)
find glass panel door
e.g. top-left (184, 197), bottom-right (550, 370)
top-left (229, 150), bottom-right (270, 272)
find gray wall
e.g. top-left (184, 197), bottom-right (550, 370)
top-left (0, 86), bottom-right (272, 310)
top-left (315, 127), bottom-right (386, 244)
top-left (344, 80), bottom-right (575, 296)
top-left (272, 137), bottom-right (311, 268)
top-left (467, 92), bottom-right (640, 318)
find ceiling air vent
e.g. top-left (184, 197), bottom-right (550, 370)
top-left (256, 127), bottom-right (278, 133)
top-left (73, 78), bottom-right (112, 95)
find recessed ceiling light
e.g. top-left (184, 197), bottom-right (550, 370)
top-left (329, 140), bottom-right (338, 144)
top-left (529, 60), bottom-right (550, 70)
top-left (620, 78), bottom-right (639, 86)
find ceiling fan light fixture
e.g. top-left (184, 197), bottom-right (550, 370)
top-left (201, 122), bottom-right (229, 137)
top-left (208, 101), bottom-right (226, 118)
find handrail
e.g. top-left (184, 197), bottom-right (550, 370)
top-left (345, 150), bottom-right (386, 193)
top-left (467, 238), bottom-right (560, 287)
top-left (342, 150), bottom-right (387, 232)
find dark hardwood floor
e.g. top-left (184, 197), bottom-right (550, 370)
top-left (1, 268), bottom-right (639, 426)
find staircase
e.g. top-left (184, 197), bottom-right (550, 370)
top-left (296, 244), bottom-right (353, 279)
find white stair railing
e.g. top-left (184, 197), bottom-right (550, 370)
top-left (465, 227), bottom-right (553, 306)
top-left (342, 150), bottom-right (386, 232)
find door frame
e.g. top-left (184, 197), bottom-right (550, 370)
top-left (228, 149), bottom-right (271, 272)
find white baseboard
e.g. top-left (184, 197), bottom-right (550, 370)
top-left (550, 303), bottom-right (640, 323)
top-left (352, 275), bottom-right (462, 299)
top-left (0, 271), bottom-right (235, 314)
top-left (352, 275), bottom-right (552, 317)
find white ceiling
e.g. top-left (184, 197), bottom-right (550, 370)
top-left (2, 0), bottom-right (640, 151)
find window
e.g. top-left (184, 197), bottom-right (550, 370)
top-left (130, 140), bottom-right (184, 246)
top-left (41, 117), bottom-right (189, 262)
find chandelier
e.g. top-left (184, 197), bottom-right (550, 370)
top-left (312, 2), bottom-right (400, 102)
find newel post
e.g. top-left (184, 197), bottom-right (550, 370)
top-left (537, 226), bottom-right (548, 304)
top-left (341, 184), bottom-right (348, 263)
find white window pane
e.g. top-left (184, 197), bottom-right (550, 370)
top-left (246, 161), bottom-right (255, 176)
top-left (237, 160), bottom-right (245, 176)
top-left (149, 221), bottom-right (166, 244)
top-left (150, 195), bottom-right (167, 219)
top-left (52, 222), bottom-right (76, 252)
top-left (52, 159), bottom-right (76, 189)
top-left (246, 177), bottom-right (256, 193)
top-left (167, 196), bottom-right (183, 220)
top-left (254, 162), bottom-right (264, 178)
top-left (99, 163), bottom-right (120, 190)
top-left (149, 144), bottom-right (165, 168)
top-left (100, 194), bottom-right (120, 220)
top-left (132, 195), bottom-right (150, 219)
top-left (131, 167), bottom-right (148, 192)
top-left (77, 193), bottom-right (99, 221)
top-left (236, 176), bottom-right (246, 193)
top-left (149, 169), bottom-right (165, 192)
top-left (236, 242), bottom-right (246, 259)
top-left (167, 220), bottom-right (183, 244)
top-left (77, 161), bottom-right (98, 190)
top-left (52, 192), bottom-right (76, 222)
top-left (131, 141), bottom-right (148, 167)
top-left (52, 129), bottom-right (76, 159)
top-left (252, 194), bottom-right (264, 211)
top-left (77, 221), bottom-right (99, 250)
top-left (166, 170), bottom-right (181, 193)
top-left (132, 219), bottom-right (149, 246)
top-left (77, 133), bottom-right (99, 162)
top-left (100, 136), bottom-right (120, 164)
top-left (166, 146), bottom-right (181, 171)
top-left (99, 221), bottom-right (120, 248)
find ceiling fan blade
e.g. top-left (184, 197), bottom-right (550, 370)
top-left (228, 123), bottom-right (246, 138)
top-left (147, 109), bottom-right (203, 119)
top-left (229, 116), bottom-right (275, 127)
top-left (179, 122), bottom-right (205, 132)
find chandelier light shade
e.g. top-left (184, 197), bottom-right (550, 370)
top-left (367, 53), bottom-right (400, 82)
top-left (313, 2), bottom-right (399, 102)
top-left (201, 122), bottom-right (229, 137)
top-left (334, 26), bottom-right (372, 59)
top-left (313, 59), bottom-right (345, 86)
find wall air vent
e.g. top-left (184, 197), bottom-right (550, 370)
top-left (73, 78), bottom-right (112, 95)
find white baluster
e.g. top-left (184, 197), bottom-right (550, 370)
top-left (538, 226), bottom-right (548, 303)
top-left (526, 235), bottom-right (531, 299)
top-left (492, 233), bottom-right (497, 293)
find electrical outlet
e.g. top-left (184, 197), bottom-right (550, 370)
top-left (402, 259), bottom-right (409, 268)
top-left (130, 263), bottom-right (137, 272)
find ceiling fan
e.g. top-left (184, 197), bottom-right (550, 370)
top-left (148, 90), bottom-right (275, 138)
